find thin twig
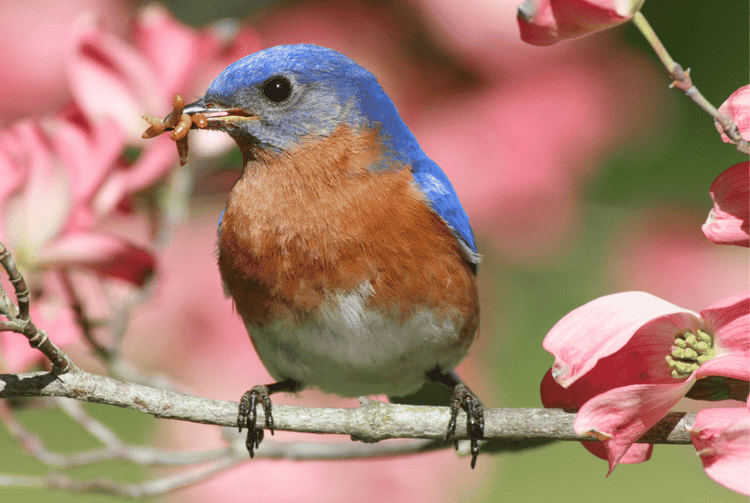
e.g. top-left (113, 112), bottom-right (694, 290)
top-left (632, 11), bottom-right (749, 155)
top-left (0, 243), bottom-right (30, 319)
top-left (0, 457), bottom-right (244, 498)
top-left (59, 272), bottom-right (114, 362)
top-left (0, 244), bottom-right (74, 372)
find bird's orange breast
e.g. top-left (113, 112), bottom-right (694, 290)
top-left (217, 123), bottom-right (478, 345)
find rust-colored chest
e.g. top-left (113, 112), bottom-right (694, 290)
top-left (217, 126), bottom-right (478, 332)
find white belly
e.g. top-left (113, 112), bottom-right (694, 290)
top-left (247, 284), bottom-right (470, 397)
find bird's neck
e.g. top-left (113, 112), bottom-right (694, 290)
top-left (239, 123), bottom-right (393, 184)
top-left (222, 123), bottom-right (411, 243)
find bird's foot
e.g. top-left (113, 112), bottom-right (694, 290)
top-left (238, 385), bottom-right (274, 457)
top-left (445, 383), bottom-right (485, 469)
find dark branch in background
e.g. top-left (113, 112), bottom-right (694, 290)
top-left (632, 11), bottom-right (749, 155)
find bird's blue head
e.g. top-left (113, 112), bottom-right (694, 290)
top-left (184, 44), bottom-right (479, 257)
top-left (183, 44), bottom-right (421, 165)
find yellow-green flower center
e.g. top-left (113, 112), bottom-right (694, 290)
top-left (665, 329), bottom-right (714, 379)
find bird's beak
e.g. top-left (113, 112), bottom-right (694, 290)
top-left (164, 98), bottom-right (257, 131)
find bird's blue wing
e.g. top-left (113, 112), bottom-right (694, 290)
top-left (411, 157), bottom-right (479, 263)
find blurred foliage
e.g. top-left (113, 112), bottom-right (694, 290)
top-left (0, 404), bottom-right (155, 502)
top-left (587, 0), bottom-right (749, 207)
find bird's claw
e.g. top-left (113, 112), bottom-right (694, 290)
top-left (446, 383), bottom-right (485, 469)
top-left (238, 385), bottom-right (275, 457)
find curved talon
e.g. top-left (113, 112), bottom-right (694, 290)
top-left (446, 383), bottom-right (485, 469)
top-left (237, 385), bottom-right (275, 458)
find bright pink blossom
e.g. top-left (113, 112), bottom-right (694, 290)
top-left (517, 0), bottom-right (644, 46)
top-left (0, 117), bottom-right (154, 284)
top-left (688, 404), bottom-right (750, 496)
top-left (715, 86), bottom-right (750, 143)
top-left (0, 0), bottom-right (130, 127)
top-left (65, 5), bottom-right (261, 208)
top-left (541, 292), bottom-right (750, 474)
top-left (703, 162), bottom-right (749, 247)
top-left (0, 116), bottom-right (155, 371)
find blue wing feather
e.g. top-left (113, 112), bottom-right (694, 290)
top-left (411, 157), bottom-right (478, 258)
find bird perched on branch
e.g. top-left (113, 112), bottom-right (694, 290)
top-left (164, 44), bottom-right (484, 467)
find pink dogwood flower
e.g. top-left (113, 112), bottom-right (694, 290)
top-left (517, 0), bottom-right (645, 46)
top-left (688, 404), bottom-right (750, 496)
top-left (541, 291), bottom-right (749, 475)
top-left (0, 0), bottom-right (131, 127)
top-left (0, 116), bottom-right (155, 284)
top-left (64, 5), bottom-right (262, 209)
top-left (715, 86), bottom-right (750, 144)
top-left (0, 115), bottom-right (155, 371)
top-left (703, 162), bottom-right (749, 247)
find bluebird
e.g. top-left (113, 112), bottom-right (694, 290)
top-left (174, 44), bottom-right (484, 466)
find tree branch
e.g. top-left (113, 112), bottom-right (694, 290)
top-left (0, 368), bottom-right (695, 445)
top-left (632, 11), bottom-right (749, 155)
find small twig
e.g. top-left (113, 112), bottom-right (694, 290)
top-left (0, 399), bottom-right (236, 468)
top-left (0, 243), bottom-right (74, 372)
top-left (0, 243), bottom-right (30, 319)
top-left (59, 272), bottom-right (114, 362)
top-left (632, 11), bottom-right (749, 155)
top-left (0, 456), bottom-right (244, 498)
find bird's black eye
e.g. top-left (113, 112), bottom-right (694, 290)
top-left (262, 76), bottom-right (292, 103)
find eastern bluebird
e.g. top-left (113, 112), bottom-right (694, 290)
top-left (171, 44), bottom-right (484, 466)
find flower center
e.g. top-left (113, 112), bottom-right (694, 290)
top-left (665, 329), bottom-right (714, 379)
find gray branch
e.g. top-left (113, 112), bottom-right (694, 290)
top-left (0, 369), bottom-right (695, 445)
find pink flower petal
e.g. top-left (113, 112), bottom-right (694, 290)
top-left (0, 0), bottom-right (131, 126)
top-left (36, 232), bottom-right (155, 285)
top-left (689, 407), bottom-right (750, 496)
top-left (3, 122), bottom-right (73, 251)
top-left (541, 310), bottom-right (693, 408)
top-left (517, 0), bottom-right (644, 46)
top-left (65, 17), bottom-right (167, 143)
top-left (715, 86), bottom-right (750, 143)
top-left (580, 440), bottom-right (652, 465)
top-left (517, 0), bottom-right (559, 46)
top-left (696, 355), bottom-right (750, 382)
top-left (0, 123), bottom-right (34, 228)
top-left (132, 4), bottom-right (202, 97)
top-left (574, 379), bottom-right (695, 475)
top-left (543, 291), bottom-right (698, 387)
top-left (702, 162), bottom-right (749, 247)
top-left (43, 114), bottom-right (123, 211)
top-left (702, 292), bottom-right (750, 357)
top-left (93, 135), bottom-right (177, 217)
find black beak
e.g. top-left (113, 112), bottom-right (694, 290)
top-left (163, 98), bottom-right (256, 130)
